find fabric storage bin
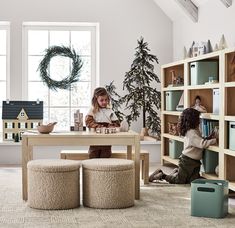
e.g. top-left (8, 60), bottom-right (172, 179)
top-left (190, 61), bottom-right (218, 85)
top-left (229, 122), bottom-right (235, 150)
top-left (169, 139), bottom-right (183, 159)
top-left (202, 150), bottom-right (218, 173)
top-left (191, 179), bottom-right (228, 218)
top-left (165, 91), bottom-right (183, 111)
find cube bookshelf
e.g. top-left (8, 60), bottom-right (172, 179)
top-left (161, 48), bottom-right (235, 191)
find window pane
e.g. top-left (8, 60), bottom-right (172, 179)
top-left (71, 107), bottom-right (89, 126)
top-left (49, 56), bottom-right (71, 81)
top-left (43, 107), bottom-right (49, 124)
top-left (0, 30), bottom-right (6, 55)
top-left (0, 82), bottom-right (6, 101)
top-left (28, 56), bottom-right (43, 81)
top-left (79, 57), bottom-right (91, 81)
top-left (50, 89), bottom-right (69, 107)
top-left (50, 108), bottom-right (70, 131)
top-left (28, 82), bottom-right (48, 106)
top-left (0, 56), bottom-right (6, 80)
top-left (50, 31), bottom-right (69, 47)
top-left (71, 31), bottom-right (91, 55)
top-left (71, 82), bottom-right (91, 106)
top-left (28, 30), bottom-right (48, 55)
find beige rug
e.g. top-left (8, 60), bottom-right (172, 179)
top-left (0, 167), bottom-right (235, 228)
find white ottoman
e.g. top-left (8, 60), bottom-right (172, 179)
top-left (82, 158), bottom-right (134, 209)
top-left (27, 159), bottom-right (80, 210)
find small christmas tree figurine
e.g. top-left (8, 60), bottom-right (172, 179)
top-left (122, 37), bottom-right (161, 138)
top-left (105, 81), bottom-right (125, 122)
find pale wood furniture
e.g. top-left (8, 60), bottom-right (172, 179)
top-left (60, 149), bottom-right (149, 184)
top-left (22, 130), bottom-right (140, 200)
top-left (161, 48), bottom-right (235, 191)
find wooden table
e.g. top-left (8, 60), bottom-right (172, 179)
top-left (21, 130), bottom-right (140, 200)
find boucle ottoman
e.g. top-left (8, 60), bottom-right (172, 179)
top-left (27, 159), bottom-right (80, 210)
top-left (82, 158), bottom-right (134, 209)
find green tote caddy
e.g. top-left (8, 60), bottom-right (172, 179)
top-left (191, 179), bottom-right (228, 218)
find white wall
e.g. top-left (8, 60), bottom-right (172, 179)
top-left (173, 0), bottom-right (235, 60)
top-left (0, 0), bottom-right (172, 163)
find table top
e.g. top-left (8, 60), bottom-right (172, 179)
top-left (22, 130), bottom-right (139, 138)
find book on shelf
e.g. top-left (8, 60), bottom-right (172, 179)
top-left (200, 119), bottom-right (219, 138)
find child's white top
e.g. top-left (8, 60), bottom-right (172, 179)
top-left (182, 129), bottom-right (216, 160)
top-left (87, 108), bottom-right (118, 123)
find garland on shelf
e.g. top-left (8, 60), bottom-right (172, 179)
top-left (38, 46), bottom-right (83, 91)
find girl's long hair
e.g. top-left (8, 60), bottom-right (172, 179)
top-left (91, 87), bottom-right (110, 113)
top-left (178, 108), bottom-right (200, 136)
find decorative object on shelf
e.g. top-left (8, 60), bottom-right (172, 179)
top-left (183, 46), bottom-right (187, 59)
top-left (105, 81), bottom-right (125, 122)
top-left (186, 40), bottom-right (213, 58)
top-left (191, 95), bottom-right (207, 113)
top-left (167, 70), bottom-right (184, 87)
top-left (121, 37), bottom-right (161, 139)
top-left (73, 109), bottom-right (83, 131)
top-left (38, 46), bottom-right (83, 91)
top-left (214, 43), bottom-right (219, 52)
top-left (218, 34), bottom-right (228, 50)
top-left (37, 122), bottom-right (57, 134)
top-left (2, 100), bottom-right (43, 141)
top-left (168, 122), bottom-right (179, 136)
top-left (176, 93), bottom-right (184, 111)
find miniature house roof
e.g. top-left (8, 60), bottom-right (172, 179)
top-left (2, 101), bottom-right (43, 120)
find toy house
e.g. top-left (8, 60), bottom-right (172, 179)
top-left (2, 101), bottom-right (43, 141)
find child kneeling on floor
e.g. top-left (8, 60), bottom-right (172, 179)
top-left (149, 108), bottom-right (217, 184)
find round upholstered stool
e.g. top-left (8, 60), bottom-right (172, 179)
top-left (82, 158), bottom-right (134, 209)
top-left (27, 159), bottom-right (80, 210)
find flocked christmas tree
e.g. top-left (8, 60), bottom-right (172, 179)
top-left (105, 81), bottom-right (125, 122)
top-left (122, 37), bottom-right (161, 138)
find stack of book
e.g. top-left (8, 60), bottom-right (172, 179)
top-left (200, 119), bottom-right (219, 138)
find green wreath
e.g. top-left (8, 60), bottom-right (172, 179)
top-left (38, 46), bottom-right (83, 91)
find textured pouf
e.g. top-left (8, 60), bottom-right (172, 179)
top-left (27, 159), bottom-right (80, 210)
top-left (82, 158), bottom-right (134, 209)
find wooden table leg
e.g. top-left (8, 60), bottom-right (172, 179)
top-left (127, 145), bottom-right (132, 160)
top-left (134, 135), bottom-right (140, 200)
top-left (22, 136), bottom-right (32, 201)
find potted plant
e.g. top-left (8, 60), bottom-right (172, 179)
top-left (122, 37), bottom-right (161, 139)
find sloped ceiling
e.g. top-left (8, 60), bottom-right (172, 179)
top-left (153, 0), bottom-right (209, 22)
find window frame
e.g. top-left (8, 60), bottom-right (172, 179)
top-left (22, 22), bottom-right (100, 129)
top-left (0, 22), bottom-right (10, 134)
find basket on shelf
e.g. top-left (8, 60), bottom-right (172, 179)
top-left (168, 122), bottom-right (179, 136)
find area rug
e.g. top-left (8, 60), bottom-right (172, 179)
top-left (0, 167), bottom-right (235, 228)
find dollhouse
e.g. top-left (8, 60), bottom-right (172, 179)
top-left (2, 101), bottom-right (43, 141)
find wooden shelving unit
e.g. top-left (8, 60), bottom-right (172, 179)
top-left (161, 47), bottom-right (235, 191)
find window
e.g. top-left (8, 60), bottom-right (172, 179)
top-left (23, 22), bottom-right (99, 131)
top-left (0, 22), bottom-right (10, 132)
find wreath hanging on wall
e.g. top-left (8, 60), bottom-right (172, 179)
top-left (38, 46), bottom-right (83, 91)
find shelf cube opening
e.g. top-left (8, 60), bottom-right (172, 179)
top-left (163, 64), bottom-right (184, 88)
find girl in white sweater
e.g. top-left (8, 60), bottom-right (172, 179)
top-left (149, 108), bottom-right (217, 184)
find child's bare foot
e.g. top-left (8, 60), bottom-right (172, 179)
top-left (149, 169), bottom-right (163, 182)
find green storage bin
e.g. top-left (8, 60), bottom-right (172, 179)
top-left (165, 91), bottom-right (183, 111)
top-left (202, 150), bottom-right (218, 173)
top-left (169, 139), bottom-right (183, 159)
top-left (191, 179), bottom-right (228, 218)
top-left (190, 61), bottom-right (218, 85)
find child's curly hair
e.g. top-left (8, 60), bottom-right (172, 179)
top-left (178, 108), bottom-right (200, 136)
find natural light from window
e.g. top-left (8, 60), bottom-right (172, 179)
top-left (23, 23), bottom-right (98, 131)
top-left (0, 22), bottom-right (9, 133)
